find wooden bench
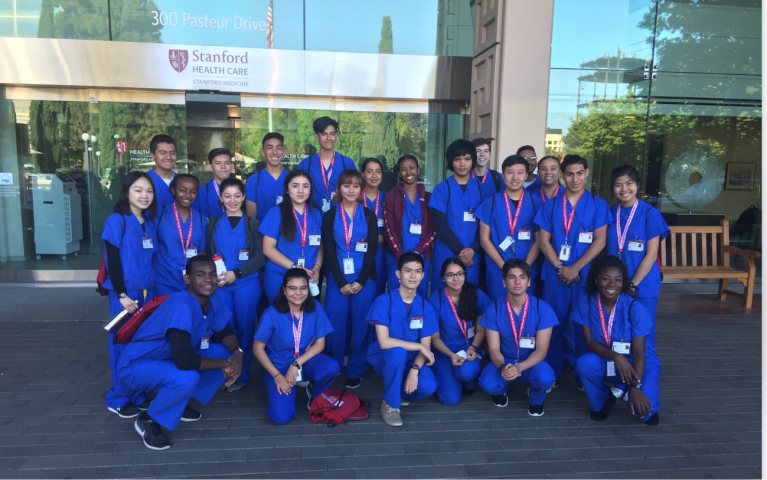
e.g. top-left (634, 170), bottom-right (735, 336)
top-left (659, 220), bottom-right (761, 310)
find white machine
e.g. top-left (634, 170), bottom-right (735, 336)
top-left (31, 174), bottom-right (83, 259)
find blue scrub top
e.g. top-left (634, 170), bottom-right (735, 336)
top-left (101, 213), bottom-right (156, 291)
top-left (534, 189), bottom-right (611, 287)
top-left (254, 304), bottom-right (334, 370)
top-left (212, 214), bottom-right (249, 275)
top-left (331, 204), bottom-right (369, 272)
top-left (427, 288), bottom-right (492, 352)
top-left (118, 291), bottom-right (231, 371)
top-left (401, 191), bottom-right (424, 253)
top-left (259, 205), bottom-right (323, 276)
top-left (429, 176), bottom-right (483, 249)
top-left (367, 290), bottom-right (439, 364)
top-left (193, 179), bottom-right (225, 219)
top-left (245, 168), bottom-right (289, 223)
top-left (607, 200), bottom-right (670, 299)
top-left (570, 294), bottom-right (655, 356)
top-left (365, 191), bottom-right (385, 237)
top-left (472, 169), bottom-right (502, 201)
top-left (524, 174), bottom-right (541, 191)
top-left (477, 191), bottom-right (542, 264)
top-left (152, 206), bottom-right (207, 292)
top-left (147, 170), bottom-right (176, 207)
top-left (480, 295), bottom-right (559, 364)
top-left (296, 153), bottom-right (357, 208)
top-left (525, 184), bottom-right (560, 202)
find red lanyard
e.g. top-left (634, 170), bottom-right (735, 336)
top-left (505, 296), bottom-right (529, 352)
top-left (213, 181), bottom-right (224, 212)
top-left (562, 191), bottom-right (584, 237)
top-left (616, 201), bottom-right (639, 254)
top-left (542, 185), bottom-right (560, 202)
top-left (292, 205), bottom-right (308, 249)
top-left (597, 294), bottom-right (618, 346)
top-left (290, 310), bottom-right (304, 357)
top-left (471, 170), bottom-right (488, 184)
top-left (372, 191), bottom-right (380, 216)
top-left (444, 288), bottom-right (468, 342)
top-left (503, 191), bottom-right (525, 238)
top-left (340, 203), bottom-right (357, 254)
top-left (172, 204), bottom-right (193, 257)
top-left (320, 154), bottom-right (334, 193)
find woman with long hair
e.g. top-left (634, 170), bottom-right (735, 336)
top-left (361, 157), bottom-right (387, 296)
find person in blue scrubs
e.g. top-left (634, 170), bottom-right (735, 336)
top-left (146, 134), bottom-right (177, 207)
top-left (534, 154), bottom-right (611, 386)
top-left (101, 171), bottom-right (158, 419)
top-left (152, 174), bottom-right (207, 296)
top-left (430, 139), bottom-right (483, 292)
top-left (118, 255), bottom-right (244, 450)
top-left (518, 145), bottom-right (540, 191)
top-left (479, 259), bottom-right (557, 414)
top-left (383, 155), bottom-right (435, 299)
top-left (525, 155), bottom-right (562, 301)
top-left (260, 169), bottom-right (324, 304)
top-left (194, 148), bottom-right (234, 220)
top-left (472, 138), bottom-right (503, 201)
top-left (245, 132), bottom-right (289, 222)
top-left (361, 158), bottom-right (387, 296)
top-left (322, 169), bottom-right (379, 389)
top-left (428, 258), bottom-right (491, 405)
top-left (206, 178), bottom-right (266, 392)
top-left (572, 255), bottom-right (661, 425)
top-left (254, 269), bottom-right (339, 425)
top-left (478, 155), bottom-right (542, 300)
top-left (367, 252), bottom-right (439, 427)
top-left (296, 117), bottom-right (357, 213)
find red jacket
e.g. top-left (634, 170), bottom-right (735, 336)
top-left (383, 183), bottom-right (435, 261)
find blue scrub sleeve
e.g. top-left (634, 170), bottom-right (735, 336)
top-left (422, 303), bottom-right (439, 338)
top-left (569, 295), bottom-right (591, 329)
top-left (536, 300), bottom-right (560, 331)
top-left (479, 302), bottom-right (500, 332)
top-left (209, 298), bottom-right (231, 333)
top-left (245, 172), bottom-right (258, 203)
top-left (476, 196), bottom-right (494, 226)
top-left (258, 208), bottom-right (281, 239)
top-left (534, 198), bottom-right (554, 234)
top-left (312, 305), bottom-right (334, 339)
top-left (593, 197), bottom-right (612, 230)
top-left (477, 290), bottom-right (492, 315)
top-left (367, 296), bottom-right (392, 327)
top-left (645, 207), bottom-right (670, 242)
top-left (101, 214), bottom-right (127, 248)
top-left (432, 209), bottom-right (465, 255)
top-left (254, 309), bottom-right (276, 343)
top-left (627, 300), bottom-right (652, 339)
top-left (428, 182), bottom-right (448, 215)
top-left (199, 215), bottom-right (209, 253)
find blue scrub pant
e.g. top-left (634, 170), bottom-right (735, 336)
top-left (431, 351), bottom-right (481, 405)
top-left (213, 274), bottom-right (260, 384)
top-left (324, 272), bottom-right (377, 378)
top-left (374, 249), bottom-right (387, 297)
top-left (106, 289), bottom-right (154, 409)
top-left (263, 270), bottom-right (284, 306)
top-left (542, 282), bottom-right (586, 380)
top-left (575, 352), bottom-right (661, 422)
top-left (486, 259), bottom-right (535, 301)
top-left (637, 296), bottom-right (658, 344)
top-left (264, 354), bottom-right (339, 425)
top-left (369, 347), bottom-right (438, 409)
top-left (431, 250), bottom-right (479, 293)
top-left (479, 360), bottom-right (555, 405)
top-left (155, 282), bottom-right (183, 297)
top-left (385, 253), bottom-right (430, 298)
top-left (120, 344), bottom-right (229, 431)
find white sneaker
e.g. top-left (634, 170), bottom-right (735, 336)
top-left (611, 387), bottom-right (628, 401)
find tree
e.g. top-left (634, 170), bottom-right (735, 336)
top-left (378, 16), bottom-right (393, 54)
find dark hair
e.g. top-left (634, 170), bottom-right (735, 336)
top-left (445, 139), bottom-right (478, 171)
top-left (398, 252), bottom-right (425, 270)
top-left (169, 174), bottom-right (200, 199)
top-left (538, 155), bottom-right (560, 167)
top-left (184, 254), bottom-right (214, 277)
top-left (502, 258), bottom-right (531, 279)
top-left (585, 255), bottom-right (632, 297)
top-left (516, 145), bottom-right (536, 155)
top-left (333, 169), bottom-right (365, 205)
top-left (472, 138), bottom-right (492, 151)
top-left (279, 169), bottom-right (314, 242)
top-left (397, 154), bottom-right (419, 171)
top-left (150, 134), bottom-right (176, 154)
top-left (262, 132), bottom-right (284, 147)
top-left (610, 164), bottom-right (641, 190)
top-left (208, 148), bottom-right (233, 164)
top-left (501, 155), bottom-right (529, 173)
top-left (440, 257), bottom-right (480, 320)
top-left (561, 154), bottom-right (589, 172)
top-left (313, 116), bottom-right (339, 134)
top-left (273, 268), bottom-right (317, 314)
top-left (361, 157), bottom-right (383, 174)
top-left (113, 171), bottom-right (158, 219)
top-left (218, 178), bottom-right (245, 209)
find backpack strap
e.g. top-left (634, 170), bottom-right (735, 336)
top-left (491, 170), bottom-right (501, 192)
top-left (156, 205), bottom-right (167, 228)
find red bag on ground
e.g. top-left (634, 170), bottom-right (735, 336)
top-left (309, 388), bottom-right (368, 425)
top-left (96, 252), bottom-right (109, 296)
top-left (113, 294), bottom-right (171, 344)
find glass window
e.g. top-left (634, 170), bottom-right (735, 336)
top-left (0, 0), bottom-right (109, 40)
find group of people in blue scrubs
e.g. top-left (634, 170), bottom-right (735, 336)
top-left (100, 123), bottom-right (667, 450)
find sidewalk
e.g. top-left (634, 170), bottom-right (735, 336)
top-left (0, 286), bottom-right (761, 479)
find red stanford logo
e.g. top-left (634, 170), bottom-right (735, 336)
top-left (115, 141), bottom-right (127, 155)
top-left (169, 50), bottom-right (188, 73)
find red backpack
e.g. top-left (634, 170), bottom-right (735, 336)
top-left (309, 388), bottom-right (369, 426)
top-left (113, 294), bottom-right (171, 344)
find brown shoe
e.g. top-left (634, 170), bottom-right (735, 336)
top-left (380, 399), bottom-right (403, 427)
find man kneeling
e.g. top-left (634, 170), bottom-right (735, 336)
top-left (118, 255), bottom-right (244, 450)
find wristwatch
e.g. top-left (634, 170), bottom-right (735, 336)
top-left (291, 360), bottom-right (301, 369)
top-left (235, 347), bottom-right (243, 354)
top-left (498, 363), bottom-right (506, 372)
top-left (118, 292), bottom-right (128, 298)
top-left (630, 283), bottom-right (638, 290)
top-left (632, 382), bottom-right (643, 391)
top-left (291, 263), bottom-right (298, 269)
top-left (556, 264), bottom-right (565, 272)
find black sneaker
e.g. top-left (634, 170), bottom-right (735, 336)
top-left (552, 381), bottom-right (559, 389)
top-left (577, 385), bottom-right (584, 391)
top-left (462, 385), bottom-right (475, 397)
top-left (108, 402), bottom-right (140, 419)
top-left (491, 393), bottom-right (508, 407)
top-left (136, 400), bottom-right (151, 411)
top-left (345, 377), bottom-right (363, 389)
top-left (180, 406), bottom-right (201, 422)
top-left (590, 393), bottom-right (617, 422)
top-left (134, 412), bottom-right (171, 451)
top-left (528, 403), bottom-right (544, 416)
top-left (646, 411), bottom-right (660, 426)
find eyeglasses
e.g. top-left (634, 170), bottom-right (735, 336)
top-left (522, 156), bottom-right (538, 161)
top-left (444, 272), bottom-right (466, 280)
top-left (286, 285), bottom-right (309, 293)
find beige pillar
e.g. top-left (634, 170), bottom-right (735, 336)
top-left (470, 0), bottom-right (555, 169)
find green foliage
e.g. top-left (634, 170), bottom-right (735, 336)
top-left (378, 15), bottom-right (393, 54)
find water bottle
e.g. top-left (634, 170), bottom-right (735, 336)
top-left (212, 255), bottom-right (227, 277)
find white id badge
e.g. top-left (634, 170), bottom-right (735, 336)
top-left (518, 230), bottom-right (532, 241)
top-left (295, 368), bottom-right (303, 382)
top-left (467, 326), bottom-right (475, 338)
top-left (409, 316), bottom-right (423, 329)
top-left (309, 235), bottom-right (321, 246)
top-left (297, 257), bottom-right (306, 268)
top-left (239, 249), bottom-right (249, 261)
top-left (578, 232), bottom-right (593, 244)
top-left (377, 218), bottom-right (384, 228)
top-left (628, 240), bottom-right (644, 252)
top-left (612, 342), bottom-right (631, 354)
top-left (343, 258), bottom-right (355, 274)
top-left (463, 211), bottom-right (476, 222)
top-left (499, 236), bottom-right (514, 252)
top-left (200, 337), bottom-right (209, 350)
top-left (185, 248), bottom-right (198, 259)
top-left (355, 242), bottom-right (368, 252)
top-left (322, 199), bottom-right (331, 212)
top-left (559, 245), bottom-right (571, 261)
top-left (456, 350), bottom-right (467, 359)
top-left (276, 195), bottom-right (283, 205)
top-left (142, 237), bottom-right (153, 249)
top-left (520, 337), bottom-right (536, 349)
top-left (606, 361), bottom-right (616, 377)
top-left (409, 224), bottom-right (422, 235)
